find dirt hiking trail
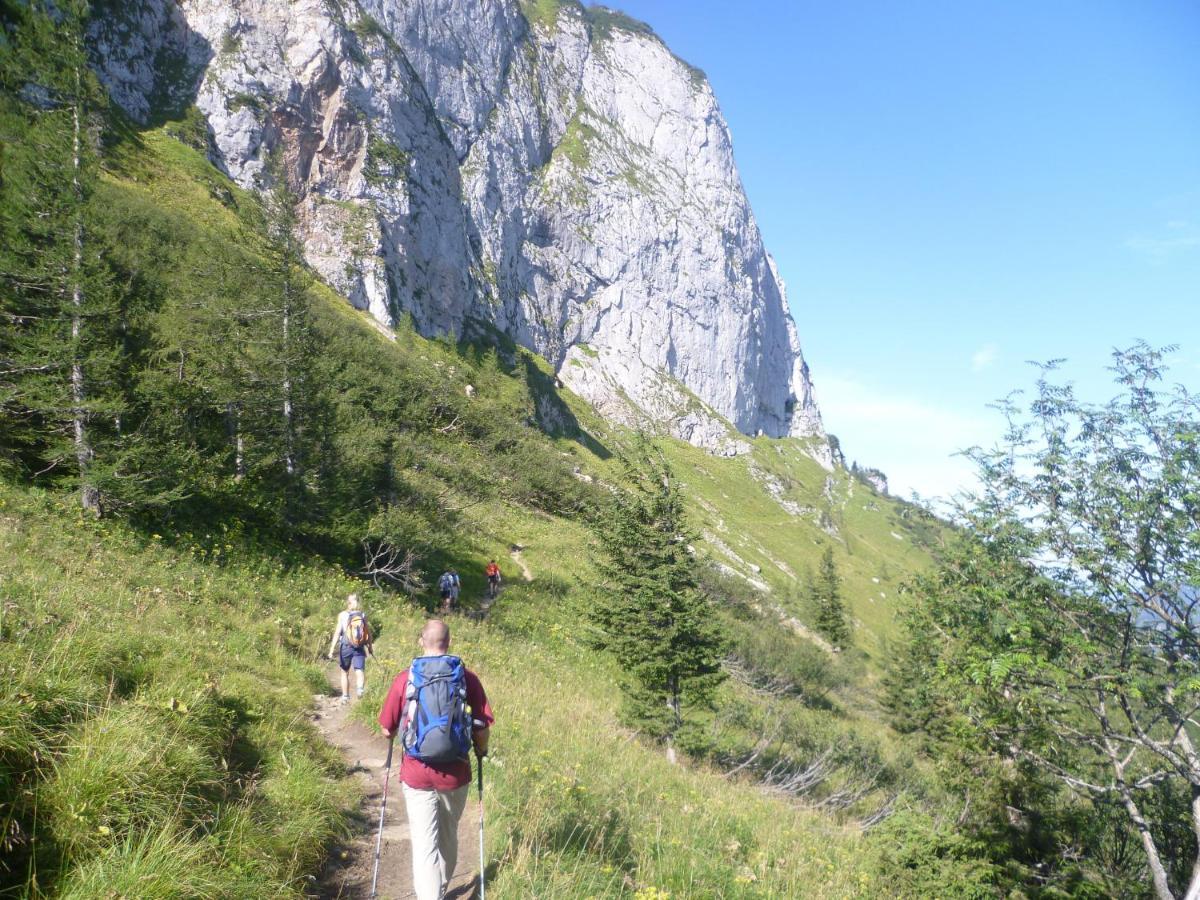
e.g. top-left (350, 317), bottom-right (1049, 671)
top-left (309, 674), bottom-right (481, 900)
top-left (508, 545), bottom-right (532, 583)
top-left (313, 550), bottom-right (529, 896)
top-left (469, 545), bottom-right (530, 622)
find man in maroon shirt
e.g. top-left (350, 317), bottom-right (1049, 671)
top-left (379, 619), bottom-right (493, 900)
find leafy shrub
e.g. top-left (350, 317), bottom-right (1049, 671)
top-left (869, 810), bottom-right (1001, 898)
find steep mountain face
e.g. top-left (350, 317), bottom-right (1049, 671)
top-left (89, 0), bottom-right (824, 455)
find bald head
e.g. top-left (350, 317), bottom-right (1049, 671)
top-left (420, 619), bottom-right (450, 654)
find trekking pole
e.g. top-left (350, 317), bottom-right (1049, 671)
top-left (477, 754), bottom-right (486, 900)
top-left (369, 736), bottom-right (395, 900)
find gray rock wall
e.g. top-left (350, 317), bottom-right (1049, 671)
top-left (89, 0), bottom-right (825, 452)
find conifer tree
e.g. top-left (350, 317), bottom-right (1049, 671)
top-left (243, 148), bottom-right (323, 518)
top-left (261, 153), bottom-right (304, 478)
top-left (811, 545), bottom-right (850, 648)
top-left (145, 230), bottom-right (260, 479)
top-left (100, 145), bottom-right (325, 519)
top-left (80, 187), bottom-right (208, 513)
top-left (0, 0), bottom-right (120, 512)
top-left (1, 1), bottom-right (75, 469)
top-left (590, 441), bottom-right (726, 760)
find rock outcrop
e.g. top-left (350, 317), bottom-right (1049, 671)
top-left (89, 0), bottom-right (825, 452)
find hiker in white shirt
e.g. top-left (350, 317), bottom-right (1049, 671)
top-left (326, 593), bottom-right (374, 702)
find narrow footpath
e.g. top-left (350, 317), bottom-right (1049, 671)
top-left (509, 545), bottom-right (533, 583)
top-left (309, 675), bottom-right (481, 900)
top-left (468, 546), bottom-right (528, 622)
top-left (312, 551), bottom-right (532, 898)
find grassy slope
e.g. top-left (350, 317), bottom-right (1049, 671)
top-left (3, 124), bottom-right (952, 897)
top-left (659, 438), bottom-right (935, 659)
top-left (0, 483), bottom-right (352, 897)
top-left (542, 384), bottom-right (945, 668)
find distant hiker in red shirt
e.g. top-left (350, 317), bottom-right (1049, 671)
top-left (379, 619), bottom-right (493, 900)
top-left (485, 559), bottom-right (501, 599)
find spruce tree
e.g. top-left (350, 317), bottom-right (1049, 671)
top-left (106, 146), bottom-right (325, 520)
top-left (1, 0), bottom-right (77, 470)
top-left (248, 149), bottom-right (321, 517)
top-left (261, 152), bottom-right (304, 478)
top-left (0, 0), bottom-right (121, 512)
top-left (590, 441), bottom-right (726, 760)
top-left (812, 545), bottom-right (850, 648)
top-left (80, 187), bottom-right (205, 513)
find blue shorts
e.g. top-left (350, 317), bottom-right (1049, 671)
top-left (339, 643), bottom-right (367, 671)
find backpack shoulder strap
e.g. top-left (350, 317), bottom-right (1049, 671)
top-left (400, 664), bottom-right (418, 737)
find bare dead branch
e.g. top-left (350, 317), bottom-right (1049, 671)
top-left (361, 539), bottom-right (424, 594)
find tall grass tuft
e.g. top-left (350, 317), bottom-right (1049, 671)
top-left (41, 702), bottom-right (223, 860)
top-left (55, 824), bottom-right (240, 899)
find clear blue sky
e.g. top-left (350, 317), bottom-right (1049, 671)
top-left (609, 0), bottom-right (1200, 501)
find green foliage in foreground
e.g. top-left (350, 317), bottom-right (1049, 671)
top-left (890, 345), bottom-right (1200, 898)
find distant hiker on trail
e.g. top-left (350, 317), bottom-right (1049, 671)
top-left (438, 570), bottom-right (455, 612)
top-left (379, 619), bottom-right (493, 900)
top-left (326, 593), bottom-right (374, 703)
top-left (449, 568), bottom-right (461, 607)
top-left (485, 560), bottom-right (501, 599)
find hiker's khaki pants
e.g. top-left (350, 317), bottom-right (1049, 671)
top-left (402, 782), bottom-right (470, 900)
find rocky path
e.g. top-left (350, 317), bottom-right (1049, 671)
top-left (508, 545), bottom-right (533, 583)
top-left (309, 675), bottom-right (482, 900)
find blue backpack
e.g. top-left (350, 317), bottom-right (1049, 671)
top-left (401, 655), bottom-right (472, 764)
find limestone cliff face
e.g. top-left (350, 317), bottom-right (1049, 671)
top-left (89, 0), bottom-right (825, 454)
